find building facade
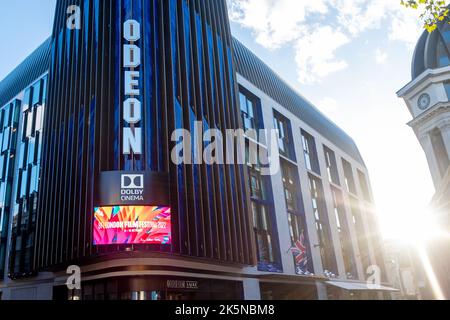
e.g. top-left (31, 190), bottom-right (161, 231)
top-left (0, 0), bottom-right (392, 300)
top-left (398, 21), bottom-right (450, 299)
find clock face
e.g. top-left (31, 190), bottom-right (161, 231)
top-left (418, 93), bottom-right (431, 110)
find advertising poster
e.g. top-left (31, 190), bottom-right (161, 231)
top-left (94, 206), bottom-right (171, 245)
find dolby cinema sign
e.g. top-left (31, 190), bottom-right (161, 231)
top-left (122, 20), bottom-right (142, 156)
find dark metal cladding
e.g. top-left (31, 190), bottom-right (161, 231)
top-left (34, 0), bottom-right (255, 271)
top-left (0, 38), bottom-right (52, 107)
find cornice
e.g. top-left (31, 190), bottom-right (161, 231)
top-left (408, 103), bottom-right (450, 128)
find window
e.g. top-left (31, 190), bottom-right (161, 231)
top-left (35, 105), bottom-right (43, 133)
top-left (342, 159), bottom-right (357, 194)
top-left (357, 170), bottom-right (372, 202)
top-left (437, 38), bottom-right (450, 67)
top-left (252, 202), bottom-right (275, 264)
top-left (32, 80), bottom-right (43, 106)
top-left (1, 127), bottom-right (10, 153)
top-left (239, 91), bottom-right (256, 132)
top-left (350, 196), bottom-right (371, 272)
top-left (324, 146), bottom-right (340, 185)
top-left (281, 161), bottom-right (301, 213)
top-left (309, 174), bottom-right (337, 274)
top-left (273, 111), bottom-right (294, 159)
top-left (2, 104), bottom-right (10, 129)
top-left (0, 155), bottom-right (5, 181)
top-left (26, 109), bottom-right (34, 138)
top-left (246, 142), bottom-right (279, 269)
top-left (301, 130), bottom-right (320, 174)
top-left (443, 30), bottom-right (450, 43)
top-left (331, 187), bottom-right (356, 278)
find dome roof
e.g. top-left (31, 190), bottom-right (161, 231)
top-left (412, 23), bottom-right (450, 79)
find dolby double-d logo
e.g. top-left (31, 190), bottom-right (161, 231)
top-left (121, 174), bottom-right (144, 202)
top-left (121, 174), bottom-right (144, 189)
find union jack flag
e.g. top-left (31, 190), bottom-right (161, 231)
top-left (290, 231), bottom-right (308, 270)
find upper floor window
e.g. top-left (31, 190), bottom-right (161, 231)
top-left (342, 159), bottom-right (357, 195)
top-left (357, 170), bottom-right (372, 202)
top-left (308, 174), bottom-right (337, 274)
top-left (239, 87), bottom-right (263, 136)
top-left (281, 160), bottom-right (303, 213)
top-left (324, 145), bottom-right (340, 185)
top-left (437, 39), bottom-right (450, 67)
top-left (246, 142), bottom-right (280, 270)
top-left (331, 187), bottom-right (356, 278)
top-left (240, 92), bottom-right (256, 132)
top-left (350, 196), bottom-right (371, 273)
top-left (273, 111), bottom-right (295, 160)
top-left (301, 129), bottom-right (320, 174)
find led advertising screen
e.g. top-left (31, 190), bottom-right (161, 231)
top-left (94, 206), bottom-right (171, 245)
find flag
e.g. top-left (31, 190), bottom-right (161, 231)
top-left (290, 231), bottom-right (308, 270)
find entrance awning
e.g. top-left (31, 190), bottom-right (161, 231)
top-left (326, 281), bottom-right (399, 292)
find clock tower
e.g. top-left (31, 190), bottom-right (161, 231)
top-left (397, 27), bottom-right (450, 189)
top-left (398, 23), bottom-right (450, 299)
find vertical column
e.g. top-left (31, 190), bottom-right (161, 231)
top-left (243, 279), bottom-right (261, 300)
top-left (316, 281), bottom-right (329, 300)
top-left (419, 132), bottom-right (442, 188)
top-left (438, 122), bottom-right (450, 167)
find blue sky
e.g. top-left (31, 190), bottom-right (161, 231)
top-left (0, 0), bottom-right (435, 240)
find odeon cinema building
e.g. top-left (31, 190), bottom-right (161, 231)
top-left (0, 0), bottom-right (395, 300)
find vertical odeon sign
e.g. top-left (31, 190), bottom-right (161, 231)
top-left (36, 0), bottom-right (255, 268)
top-left (122, 19), bottom-right (143, 156)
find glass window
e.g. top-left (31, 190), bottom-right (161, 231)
top-left (30, 165), bottom-right (38, 194)
top-left (0, 155), bottom-right (5, 181)
top-left (35, 105), bottom-right (43, 133)
top-left (32, 80), bottom-right (42, 106)
top-left (23, 87), bottom-right (32, 112)
top-left (18, 141), bottom-right (27, 169)
top-left (324, 146), bottom-right (340, 185)
top-left (274, 117), bottom-right (286, 154)
top-left (342, 159), bottom-right (357, 194)
top-left (443, 30), bottom-right (450, 43)
top-left (246, 143), bottom-right (278, 269)
top-left (281, 161), bottom-right (300, 213)
top-left (357, 170), bottom-right (372, 202)
top-left (288, 213), bottom-right (304, 244)
top-left (331, 187), bottom-right (357, 278)
top-left (36, 132), bottom-right (42, 162)
top-left (3, 104), bottom-right (11, 129)
top-left (2, 127), bottom-right (10, 153)
top-left (253, 202), bottom-right (275, 264)
top-left (350, 196), bottom-right (370, 272)
top-left (239, 92), bottom-right (255, 132)
top-left (21, 112), bottom-right (28, 142)
top-left (301, 129), bottom-right (320, 174)
top-left (309, 174), bottom-right (337, 274)
top-left (0, 109), bottom-right (4, 132)
top-left (27, 137), bottom-right (36, 165)
top-left (20, 169), bottom-right (29, 199)
top-left (437, 39), bottom-right (450, 67)
top-left (26, 110), bottom-right (34, 138)
top-left (273, 111), bottom-right (294, 159)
